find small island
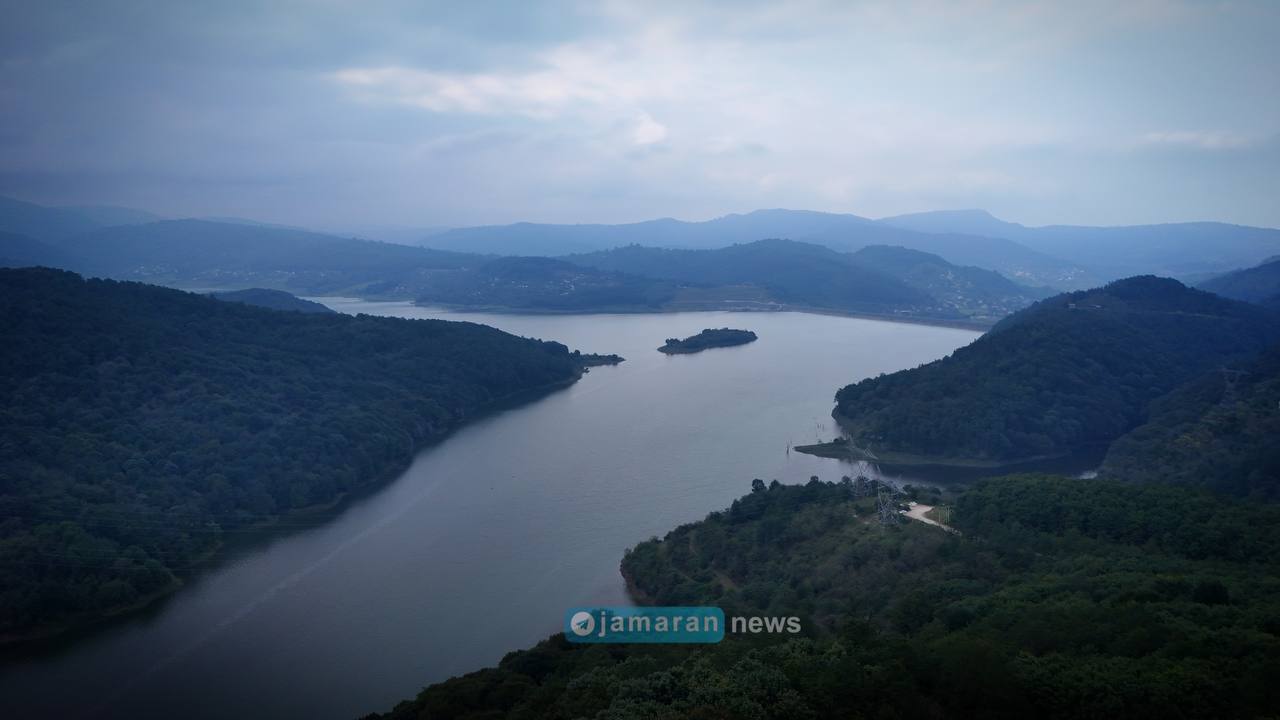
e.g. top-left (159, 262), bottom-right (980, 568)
top-left (658, 328), bottom-right (758, 354)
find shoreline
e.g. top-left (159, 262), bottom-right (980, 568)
top-left (0, 368), bottom-right (601, 651)
top-left (404, 300), bottom-right (995, 332)
top-left (792, 439), bottom-right (1072, 469)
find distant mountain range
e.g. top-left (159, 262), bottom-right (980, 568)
top-left (3, 194), bottom-right (1278, 321)
top-left (881, 209), bottom-right (1280, 280)
top-left (1, 217), bottom-right (474, 296)
top-left (420, 208), bottom-right (1280, 289)
top-left (422, 209), bottom-right (1093, 289)
top-left (565, 240), bottom-right (1044, 321)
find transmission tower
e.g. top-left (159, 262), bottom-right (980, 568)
top-left (877, 482), bottom-right (901, 527)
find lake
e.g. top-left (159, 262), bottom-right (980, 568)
top-left (0, 305), bottom-right (980, 719)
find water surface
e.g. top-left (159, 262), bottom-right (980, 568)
top-left (1, 305), bottom-right (980, 719)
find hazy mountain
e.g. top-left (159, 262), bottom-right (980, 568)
top-left (565, 239), bottom-right (941, 315)
top-left (59, 204), bottom-right (163, 226)
top-left (567, 239), bottom-right (1048, 320)
top-left (0, 195), bottom-right (102, 239)
top-left (422, 241), bottom-right (1024, 321)
top-left (847, 245), bottom-right (1049, 319)
top-left (209, 288), bottom-right (336, 314)
top-left (878, 208), bottom-right (1025, 239)
top-left (424, 209), bottom-right (1091, 289)
top-left (327, 224), bottom-right (452, 246)
top-left (423, 209), bottom-right (880, 255)
top-left (417, 256), bottom-right (680, 311)
top-left (0, 232), bottom-right (73, 268)
top-left (51, 219), bottom-right (478, 295)
top-left (830, 276), bottom-right (1280, 463)
top-left (881, 209), bottom-right (1280, 279)
top-left (1197, 258), bottom-right (1280, 304)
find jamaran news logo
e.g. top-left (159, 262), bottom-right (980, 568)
top-left (565, 606), bottom-right (801, 643)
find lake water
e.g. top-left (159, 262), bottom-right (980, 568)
top-left (0, 305), bottom-right (980, 719)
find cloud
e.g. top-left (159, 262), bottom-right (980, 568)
top-left (630, 113), bottom-right (667, 145)
top-left (1139, 130), bottom-right (1256, 151)
top-left (0, 0), bottom-right (1277, 228)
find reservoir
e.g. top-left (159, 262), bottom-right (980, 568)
top-left (0, 305), bottom-right (980, 719)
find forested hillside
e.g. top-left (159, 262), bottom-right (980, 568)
top-left (564, 239), bottom-right (949, 316)
top-left (1199, 258), bottom-right (1280, 304)
top-left (374, 476), bottom-right (1280, 719)
top-left (209, 288), bottom-right (336, 314)
top-left (0, 269), bottom-right (610, 639)
top-left (415, 256), bottom-right (680, 311)
top-left (1102, 345), bottom-right (1280, 499)
top-left (848, 244), bottom-right (1048, 318)
top-left (831, 276), bottom-right (1280, 463)
top-left (52, 219), bottom-right (477, 296)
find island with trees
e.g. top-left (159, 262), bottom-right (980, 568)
top-left (658, 328), bottom-right (758, 354)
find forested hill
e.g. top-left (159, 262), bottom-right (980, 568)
top-left (832, 276), bottom-right (1280, 463)
top-left (563, 239), bottom-right (951, 317)
top-left (375, 476), bottom-right (1280, 719)
top-left (0, 268), bottom-right (609, 640)
top-left (1102, 345), bottom-right (1280, 500)
top-left (53, 219), bottom-right (477, 296)
top-left (848, 244), bottom-right (1048, 318)
top-left (1198, 257), bottom-right (1280, 304)
top-left (209, 288), bottom-right (336, 314)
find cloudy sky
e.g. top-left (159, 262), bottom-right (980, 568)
top-left (2, 0), bottom-right (1277, 230)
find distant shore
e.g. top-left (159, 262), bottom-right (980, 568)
top-left (402, 299), bottom-right (996, 332)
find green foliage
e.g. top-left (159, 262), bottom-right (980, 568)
top-left (657, 328), bottom-right (757, 354)
top-left (373, 476), bottom-right (1280, 719)
top-left (1102, 345), bottom-right (1280, 499)
top-left (0, 268), bottom-right (594, 637)
top-left (835, 276), bottom-right (1280, 461)
top-left (208, 288), bottom-right (336, 314)
top-left (1199, 258), bottom-right (1280, 304)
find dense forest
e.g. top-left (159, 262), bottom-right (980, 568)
top-left (1102, 345), bottom-right (1280, 500)
top-left (373, 476), bottom-right (1280, 719)
top-left (0, 268), bottom-right (612, 639)
top-left (1199, 257), bottom-right (1280, 304)
top-left (831, 276), bottom-right (1280, 462)
top-left (209, 288), bottom-right (336, 314)
top-left (658, 328), bottom-right (757, 354)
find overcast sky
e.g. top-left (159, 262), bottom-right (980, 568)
top-left (2, 0), bottom-right (1277, 230)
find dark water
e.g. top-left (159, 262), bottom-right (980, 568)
top-left (1, 306), bottom-right (981, 720)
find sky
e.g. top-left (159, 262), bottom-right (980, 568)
top-left (1, 0), bottom-right (1278, 231)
